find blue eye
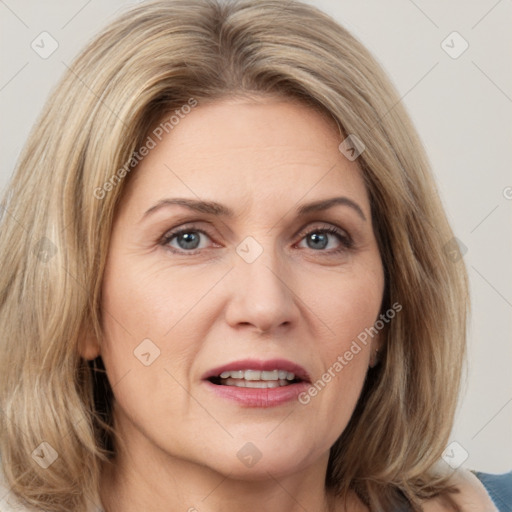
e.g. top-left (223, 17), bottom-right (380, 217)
top-left (160, 224), bottom-right (353, 254)
top-left (299, 226), bottom-right (353, 252)
top-left (162, 228), bottom-right (211, 252)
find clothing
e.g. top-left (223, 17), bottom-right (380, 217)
top-left (0, 469), bottom-right (510, 511)
top-left (473, 471), bottom-right (512, 512)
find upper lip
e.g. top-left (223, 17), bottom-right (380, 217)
top-left (203, 358), bottom-right (311, 383)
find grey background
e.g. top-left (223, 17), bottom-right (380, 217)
top-left (0, 0), bottom-right (511, 472)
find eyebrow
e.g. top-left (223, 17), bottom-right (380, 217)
top-left (142, 196), bottom-right (367, 222)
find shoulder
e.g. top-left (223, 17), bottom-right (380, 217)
top-left (472, 470), bottom-right (512, 512)
top-left (421, 467), bottom-right (511, 512)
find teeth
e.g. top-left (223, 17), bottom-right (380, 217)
top-left (223, 378), bottom-right (290, 388)
top-left (227, 378), bottom-right (246, 387)
top-left (261, 370), bottom-right (278, 380)
top-left (246, 380), bottom-right (276, 388)
top-left (217, 369), bottom-right (296, 381)
top-left (215, 369), bottom-right (298, 388)
top-left (245, 370), bottom-right (261, 381)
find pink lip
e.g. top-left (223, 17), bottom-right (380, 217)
top-left (202, 358), bottom-right (311, 408)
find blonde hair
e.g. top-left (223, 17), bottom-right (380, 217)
top-left (0, 0), bottom-right (469, 510)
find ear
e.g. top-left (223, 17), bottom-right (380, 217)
top-left (77, 328), bottom-right (101, 360)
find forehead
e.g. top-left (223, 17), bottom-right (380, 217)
top-left (120, 97), bottom-right (370, 218)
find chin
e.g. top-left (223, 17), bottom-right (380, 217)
top-left (213, 456), bottom-right (313, 482)
top-left (198, 435), bottom-right (323, 481)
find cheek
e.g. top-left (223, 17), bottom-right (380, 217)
top-left (310, 262), bottom-right (384, 352)
top-left (98, 264), bottom-right (198, 444)
top-left (97, 252), bottom-right (210, 409)
top-left (97, 255), bottom-right (165, 394)
top-left (297, 263), bottom-right (383, 426)
top-left (100, 245), bottom-right (225, 338)
top-left (101, 262), bottom-right (171, 336)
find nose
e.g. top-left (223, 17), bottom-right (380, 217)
top-left (223, 245), bottom-right (299, 334)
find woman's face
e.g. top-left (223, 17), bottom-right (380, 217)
top-left (96, 97), bottom-right (385, 480)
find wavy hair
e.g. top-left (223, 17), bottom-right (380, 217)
top-left (0, 0), bottom-right (469, 510)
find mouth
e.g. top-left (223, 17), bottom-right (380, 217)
top-left (202, 359), bottom-right (310, 408)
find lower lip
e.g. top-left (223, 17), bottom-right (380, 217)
top-left (204, 380), bottom-right (309, 408)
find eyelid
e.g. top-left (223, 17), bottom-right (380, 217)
top-left (159, 223), bottom-right (215, 246)
top-left (296, 222), bottom-right (351, 241)
top-left (160, 220), bottom-right (354, 253)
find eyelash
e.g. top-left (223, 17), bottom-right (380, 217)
top-left (159, 223), bottom-right (354, 256)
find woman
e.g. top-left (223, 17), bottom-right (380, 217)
top-left (0, 1), bottom-right (509, 511)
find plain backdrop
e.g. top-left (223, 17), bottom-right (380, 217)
top-left (0, 0), bottom-right (511, 473)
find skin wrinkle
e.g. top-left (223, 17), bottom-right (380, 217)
top-left (87, 97), bottom-right (385, 511)
top-left (80, 97), bottom-right (491, 512)
top-left (0, 1), bottom-right (488, 509)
